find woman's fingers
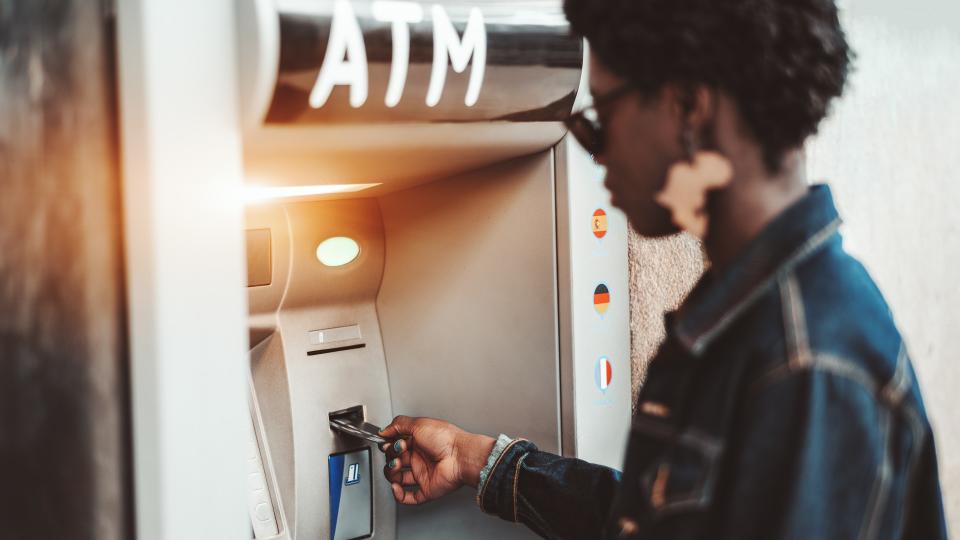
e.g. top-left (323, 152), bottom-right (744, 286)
top-left (383, 452), bottom-right (414, 484)
top-left (380, 416), bottom-right (416, 439)
top-left (378, 431), bottom-right (436, 506)
top-left (383, 457), bottom-right (401, 480)
top-left (380, 438), bottom-right (404, 484)
top-left (380, 438), bottom-right (407, 460)
top-left (384, 466), bottom-right (415, 486)
top-left (391, 483), bottom-right (427, 505)
top-left (383, 461), bottom-right (398, 483)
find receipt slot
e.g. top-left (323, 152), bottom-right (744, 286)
top-left (239, 1), bottom-right (631, 539)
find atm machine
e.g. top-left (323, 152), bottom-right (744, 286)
top-left (235, 1), bottom-right (631, 539)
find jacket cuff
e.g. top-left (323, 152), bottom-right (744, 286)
top-left (475, 434), bottom-right (538, 521)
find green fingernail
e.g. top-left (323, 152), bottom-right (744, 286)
top-left (389, 458), bottom-right (398, 468)
top-left (393, 440), bottom-right (403, 452)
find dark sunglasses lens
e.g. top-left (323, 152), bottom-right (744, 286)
top-left (566, 115), bottom-right (603, 156)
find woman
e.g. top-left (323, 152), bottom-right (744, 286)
top-left (379, 0), bottom-right (947, 538)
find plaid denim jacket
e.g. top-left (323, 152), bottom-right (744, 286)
top-left (476, 185), bottom-right (947, 540)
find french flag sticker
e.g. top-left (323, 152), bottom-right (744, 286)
top-left (594, 356), bottom-right (613, 393)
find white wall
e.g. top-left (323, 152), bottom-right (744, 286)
top-left (806, 0), bottom-right (960, 533)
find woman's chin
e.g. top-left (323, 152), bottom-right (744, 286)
top-left (606, 188), bottom-right (631, 214)
top-left (625, 209), bottom-right (679, 238)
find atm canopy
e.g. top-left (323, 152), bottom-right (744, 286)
top-left (238, 0), bottom-right (584, 198)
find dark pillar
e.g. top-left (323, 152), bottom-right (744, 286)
top-left (0, 1), bottom-right (131, 538)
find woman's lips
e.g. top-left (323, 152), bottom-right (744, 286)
top-left (607, 192), bottom-right (624, 211)
top-left (604, 179), bottom-right (622, 206)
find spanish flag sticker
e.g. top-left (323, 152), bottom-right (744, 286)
top-left (594, 284), bottom-right (610, 315)
top-left (595, 356), bottom-right (613, 393)
top-left (592, 209), bottom-right (608, 239)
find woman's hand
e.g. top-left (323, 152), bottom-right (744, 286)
top-left (379, 416), bottom-right (496, 505)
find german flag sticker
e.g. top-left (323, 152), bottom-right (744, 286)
top-left (594, 284), bottom-right (610, 315)
top-left (592, 209), bottom-right (608, 239)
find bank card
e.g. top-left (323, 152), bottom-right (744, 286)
top-left (330, 417), bottom-right (390, 445)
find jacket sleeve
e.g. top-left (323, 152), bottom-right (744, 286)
top-left (476, 435), bottom-right (622, 539)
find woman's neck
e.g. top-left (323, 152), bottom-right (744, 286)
top-left (703, 149), bottom-right (809, 273)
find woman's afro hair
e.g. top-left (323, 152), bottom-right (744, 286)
top-left (565, 0), bottom-right (854, 171)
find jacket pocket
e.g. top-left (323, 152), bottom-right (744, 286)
top-left (632, 416), bottom-right (723, 519)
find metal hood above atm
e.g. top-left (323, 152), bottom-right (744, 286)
top-left (238, 0), bottom-right (583, 196)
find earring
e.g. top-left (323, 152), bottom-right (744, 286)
top-left (654, 134), bottom-right (733, 239)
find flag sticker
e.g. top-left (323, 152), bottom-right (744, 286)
top-left (594, 284), bottom-right (610, 316)
top-left (595, 357), bottom-right (613, 393)
top-left (592, 209), bottom-right (608, 239)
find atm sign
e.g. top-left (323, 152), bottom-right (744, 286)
top-left (346, 463), bottom-right (361, 486)
top-left (311, 0), bottom-right (486, 110)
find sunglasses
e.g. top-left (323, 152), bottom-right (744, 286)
top-left (564, 84), bottom-right (635, 157)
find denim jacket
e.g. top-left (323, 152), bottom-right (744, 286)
top-left (476, 185), bottom-right (947, 539)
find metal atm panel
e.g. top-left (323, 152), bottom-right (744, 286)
top-left (246, 155), bottom-right (563, 540)
top-left (239, 2), bottom-right (628, 539)
top-left (246, 200), bottom-right (395, 540)
top-left (378, 152), bottom-right (563, 538)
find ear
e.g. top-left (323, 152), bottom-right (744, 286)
top-left (689, 86), bottom-right (716, 129)
top-left (662, 84), bottom-right (718, 157)
top-left (664, 84), bottom-right (716, 130)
